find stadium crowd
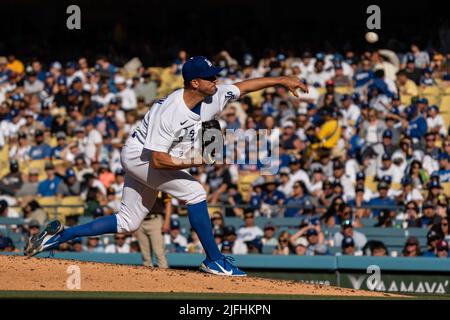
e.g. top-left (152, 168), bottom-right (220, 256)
top-left (0, 45), bottom-right (450, 259)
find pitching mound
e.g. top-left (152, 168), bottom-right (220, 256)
top-left (0, 255), bottom-right (402, 298)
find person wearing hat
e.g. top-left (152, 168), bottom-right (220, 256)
top-left (115, 74), bottom-right (137, 111)
top-left (237, 211), bottom-right (263, 244)
top-left (261, 222), bottom-right (277, 246)
top-left (133, 70), bottom-right (158, 105)
top-left (367, 180), bottom-right (396, 217)
top-left (333, 217), bottom-right (367, 249)
top-left (422, 229), bottom-right (443, 257)
top-left (339, 236), bottom-right (360, 256)
top-left (431, 153), bottom-right (450, 183)
top-left (220, 240), bottom-right (233, 254)
top-left (135, 192), bottom-right (172, 268)
top-left (50, 131), bottom-right (68, 160)
top-left (401, 52), bottom-right (423, 85)
top-left (285, 154), bottom-right (312, 195)
top-left (402, 236), bottom-right (422, 257)
top-left (83, 235), bottom-right (104, 253)
top-left (395, 175), bottom-right (424, 209)
top-left (164, 218), bottom-right (188, 253)
top-left (377, 153), bottom-right (402, 187)
top-left (0, 236), bottom-right (17, 253)
top-left (340, 94), bottom-right (360, 128)
top-left (261, 177), bottom-right (285, 216)
top-left (0, 107), bottom-right (25, 140)
top-left (24, 69), bottom-right (44, 94)
top-left (404, 104), bottom-right (428, 145)
top-left (0, 159), bottom-right (23, 196)
top-left (329, 159), bottom-right (353, 199)
top-left (57, 167), bottom-right (81, 197)
top-left (412, 201), bottom-right (441, 228)
top-left (29, 129), bottom-right (52, 160)
top-left (15, 167), bottom-right (40, 197)
top-left (37, 161), bottom-right (61, 197)
top-left (222, 225), bottom-right (248, 255)
top-left (436, 240), bottom-right (449, 258)
top-left (426, 105), bottom-right (446, 137)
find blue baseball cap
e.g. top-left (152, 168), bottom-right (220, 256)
top-left (181, 56), bottom-right (223, 82)
top-left (392, 93), bottom-right (400, 101)
top-left (438, 153), bottom-right (450, 161)
top-left (428, 105), bottom-right (439, 112)
top-left (0, 237), bottom-right (13, 250)
top-left (340, 94), bottom-right (351, 102)
top-left (221, 240), bottom-right (232, 251)
top-left (406, 54), bottom-right (415, 63)
top-left (170, 219), bottom-right (180, 230)
top-left (57, 76), bottom-right (67, 86)
top-left (66, 168), bottom-right (76, 178)
top-left (424, 67), bottom-right (433, 74)
top-left (66, 61), bottom-right (77, 69)
top-left (351, 92), bottom-right (360, 102)
top-left (342, 236), bottom-right (355, 248)
top-left (9, 108), bottom-right (20, 118)
top-left (11, 93), bottom-right (23, 101)
top-left (381, 175), bottom-right (392, 184)
top-left (429, 180), bottom-right (442, 189)
top-left (93, 207), bottom-right (104, 217)
top-left (417, 98), bottom-right (428, 105)
top-left (401, 175), bottom-right (413, 186)
top-left (306, 229), bottom-right (318, 237)
top-left (383, 129), bottom-right (393, 138)
top-left (356, 172), bottom-right (365, 181)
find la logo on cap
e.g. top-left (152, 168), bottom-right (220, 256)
top-left (204, 58), bottom-right (212, 67)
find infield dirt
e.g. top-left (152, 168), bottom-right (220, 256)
top-left (0, 255), bottom-right (405, 298)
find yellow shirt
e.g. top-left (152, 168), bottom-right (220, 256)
top-left (7, 59), bottom-right (25, 75)
top-left (317, 120), bottom-right (341, 149)
top-left (398, 79), bottom-right (418, 106)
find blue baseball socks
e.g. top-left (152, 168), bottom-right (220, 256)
top-left (187, 200), bottom-right (222, 261)
top-left (48, 214), bottom-right (118, 249)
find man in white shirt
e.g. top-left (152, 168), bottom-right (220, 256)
top-left (26, 56), bottom-right (307, 276)
top-left (340, 94), bottom-right (360, 127)
top-left (115, 75), bottom-right (137, 111)
top-left (427, 105), bottom-right (447, 137)
top-left (83, 119), bottom-right (103, 162)
top-left (105, 234), bottom-right (131, 254)
top-left (237, 212), bottom-right (263, 242)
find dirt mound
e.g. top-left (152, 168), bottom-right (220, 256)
top-left (0, 255), bottom-right (401, 297)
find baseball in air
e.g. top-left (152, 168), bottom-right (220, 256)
top-left (365, 31), bottom-right (379, 43)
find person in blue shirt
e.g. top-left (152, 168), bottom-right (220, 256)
top-left (284, 181), bottom-right (312, 217)
top-left (261, 179), bottom-right (285, 216)
top-left (249, 178), bottom-right (265, 211)
top-left (405, 104), bottom-right (427, 142)
top-left (37, 162), bottom-right (62, 197)
top-left (353, 59), bottom-right (374, 89)
top-left (51, 131), bottom-right (68, 160)
top-left (36, 104), bottom-right (53, 129)
top-left (432, 153), bottom-right (450, 183)
top-left (29, 130), bottom-right (52, 160)
top-left (368, 181), bottom-right (396, 217)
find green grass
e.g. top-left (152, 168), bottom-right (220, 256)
top-left (1, 290), bottom-right (442, 300)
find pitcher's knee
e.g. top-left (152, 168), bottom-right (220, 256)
top-left (116, 211), bottom-right (142, 233)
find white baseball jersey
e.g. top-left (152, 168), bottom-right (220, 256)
top-left (132, 85), bottom-right (240, 158)
top-left (114, 84), bottom-right (240, 233)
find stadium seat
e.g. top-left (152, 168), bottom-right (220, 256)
top-left (442, 183), bottom-right (450, 198)
top-left (57, 196), bottom-right (85, 219)
top-left (0, 145), bottom-right (9, 178)
top-left (24, 159), bottom-right (47, 180)
top-left (364, 176), bottom-right (378, 192)
top-left (262, 245), bottom-right (276, 254)
top-left (237, 172), bottom-right (260, 202)
top-left (335, 86), bottom-right (353, 95)
top-left (36, 196), bottom-right (60, 219)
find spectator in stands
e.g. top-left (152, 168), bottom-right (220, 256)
top-left (246, 238), bottom-right (263, 254)
top-left (0, 199), bottom-right (18, 218)
top-left (368, 181), bottom-right (396, 217)
top-left (222, 225), bottom-right (247, 254)
top-left (0, 159), bottom-right (22, 196)
top-left (237, 211), bottom-right (263, 243)
top-left (9, 132), bottom-right (31, 162)
top-left (221, 240), bottom-right (233, 254)
top-left (115, 75), bottom-right (137, 111)
top-left (105, 233), bottom-right (131, 254)
top-left (83, 236), bottom-right (104, 253)
top-left (427, 105), bottom-right (447, 137)
top-left (339, 236), bottom-right (362, 256)
top-left (402, 236), bottom-right (422, 257)
top-left (16, 168), bottom-right (40, 197)
top-left (333, 219), bottom-right (367, 251)
top-left (0, 236), bottom-right (17, 252)
top-left (423, 229), bottom-right (442, 257)
top-left (187, 229), bottom-right (204, 254)
top-left (396, 70), bottom-right (418, 103)
top-left (375, 209), bottom-right (396, 228)
top-left (404, 104), bottom-right (428, 145)
top-left (413, 201), bottom-right (442, 228)
top-left (436, 240), bottom-right (449, 258)
top-left (70, 238), bottom-right (84, 252)
top-left (29, 129), bottom-right (52, 160)
top-left (165, 219), bottom-right (187, 253)
top-left (401, 54), bottom-right (423, 85)
top-left (322, 195), bottom-right (344, 226)
top-left (210, 211), bottom-right (225, 233)
top-left (261, 222), bottom-right (277, 246)
top-left (436, 217), bottom-right (450, 241)
top-left (433, 153), bottom-right (450, 183)
top-left (260, 178), bottom-right (285, 217)
top-left (369, 241), bottom-right (389, 256)
top-left (111, 168), bottom-right (125, 198)
top-left (37, 161), bottom-right (61, 197)
top-left (26, 219), bottom-right (41, 238)
top-left (57, 168), bottom-right (82, 197)
top-left (22, 200), bottom-right (47, 226)
top-left (273, 230), bottom-right (292, 255)
top-left (284, 181), bottom-right (311, 217)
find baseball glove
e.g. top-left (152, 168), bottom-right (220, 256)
top-left (201, 119), bottom-right (222, 164)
